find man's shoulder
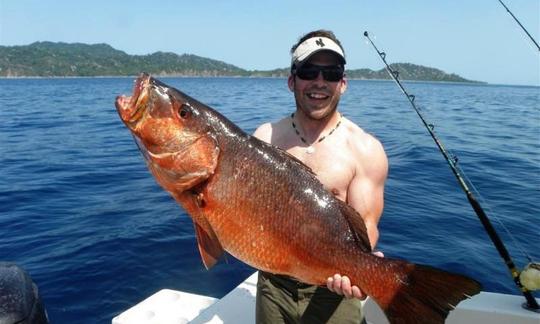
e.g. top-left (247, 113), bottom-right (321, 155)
top-left (342, 117), bottom-right (386, 156)
top-left (342, 117), bottom-right (379, 142)
top-left (253, 122), bottom-right (272, 141)
top-left (253, 117), bottom-right (290, 143)
top-left (342, 117), bottom-right (388, 178)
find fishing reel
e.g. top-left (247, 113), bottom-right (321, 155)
top-left (520, 262), bottom-right (540, 291)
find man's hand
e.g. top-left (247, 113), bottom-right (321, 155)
top-left (327, 274), bottom-right (366, 299)
top-left (326, 251), bottom-right (384, 299)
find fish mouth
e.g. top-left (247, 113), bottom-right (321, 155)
top-left (115, 73), bottom-right (151, 127)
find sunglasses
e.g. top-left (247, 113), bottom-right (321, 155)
top-left (294, 64), bottom-right (345, 82)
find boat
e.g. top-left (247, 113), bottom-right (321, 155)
top-left (111, 271), bottom-right (539, 324)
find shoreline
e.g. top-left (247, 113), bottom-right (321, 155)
top-left (1, 75), bottom-right (536, 87)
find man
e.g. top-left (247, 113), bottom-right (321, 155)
top-left (253, 30), bottom-right (388, 323)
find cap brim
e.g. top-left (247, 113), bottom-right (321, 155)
top-left (291, 36), bottom-right (346, 67)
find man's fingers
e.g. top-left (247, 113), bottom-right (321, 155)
top-left (351, 286), bottom-right (366, 300)
top-left (332, 274), bottom-right (343, 294)
top-left (328, 273), bottom-right (367, 300)
top-left (326, 277), bottom-right (334, 292)
top-left (341, 276), bottom-right (353, 298)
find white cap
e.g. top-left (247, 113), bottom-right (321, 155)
top-left (291, 36), bottom-right (346, 67)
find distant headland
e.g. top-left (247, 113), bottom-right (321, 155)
top-left (0, 41), bottom-right (481, 83)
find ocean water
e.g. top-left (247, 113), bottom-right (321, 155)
top-left (0, 77), bottom-right (538, 323)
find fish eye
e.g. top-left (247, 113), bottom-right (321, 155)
top-left (178, 104), bottom-right (191, 119)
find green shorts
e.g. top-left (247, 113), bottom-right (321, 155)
top-left (256, 271), bottom-right (366, 324)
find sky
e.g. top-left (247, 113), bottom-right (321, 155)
top-left (1, 0), bottom-right (539, 86)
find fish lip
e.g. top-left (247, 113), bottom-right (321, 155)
top-left (115, 73), bottom-right (151, 126)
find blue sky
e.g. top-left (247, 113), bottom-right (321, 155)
top-left (1, 0), bottom-right (539, 85)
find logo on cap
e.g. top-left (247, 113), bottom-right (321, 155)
top-left (315, 38), bottom-right (325, 47)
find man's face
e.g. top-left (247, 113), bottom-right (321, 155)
top-left (288, 51), bottom-right (347, 120)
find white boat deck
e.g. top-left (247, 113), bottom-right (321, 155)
top-left (112, 272), bottom-right (539, 324)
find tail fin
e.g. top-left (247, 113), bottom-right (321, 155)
top-left (376, 263), bottom-right (481, 324)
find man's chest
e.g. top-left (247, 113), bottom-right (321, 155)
top-left (286, 145), bottom-right (356, 201)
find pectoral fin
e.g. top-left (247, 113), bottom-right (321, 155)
top-left (194, 222), bottom-right (224, 270)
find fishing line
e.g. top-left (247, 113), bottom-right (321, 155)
top-left (423, 134), bottom-right (536, 264)
top-left (363, 31), bottom-right (539, 311)
top-left (497, 0), bottom-right (540, 52)
top-left (462, 166), bottom-right (536, 263)
top-left (432, 136), bottom-right (537, 263)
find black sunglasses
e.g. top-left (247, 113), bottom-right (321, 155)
top-left (294, 64), bottom-right (345, 82)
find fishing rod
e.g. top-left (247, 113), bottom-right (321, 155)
top-left (497, 0), bottom-right (540, 52)
top-left (363, 31), bottom-right (539, 312)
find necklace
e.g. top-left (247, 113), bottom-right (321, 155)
top-left (291, 112), bottom-right (342, 154)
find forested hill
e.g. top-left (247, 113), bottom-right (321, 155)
top-left (0, 42), bottom-right (247, 77)
top-left (0, 42), bottom-right (479, 83)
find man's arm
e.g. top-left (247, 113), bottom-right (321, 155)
top-left (347, 135), bottom-right (388, 249)
top-left (327, 134), bottom-right (388, 298)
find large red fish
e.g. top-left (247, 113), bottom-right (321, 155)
top-left (115, 73), bottom-right (481, 323)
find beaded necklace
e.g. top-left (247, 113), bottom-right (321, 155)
top-left (291, 112), bottom-right (342, 154)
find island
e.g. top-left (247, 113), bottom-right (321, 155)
top-left (0, 42), bottom-right (479, 83)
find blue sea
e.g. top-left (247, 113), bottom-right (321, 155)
top-left (1, 77), bottom-right (538, 323)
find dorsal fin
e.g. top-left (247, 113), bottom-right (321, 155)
top-left (338, 201), bottom-right (372, 253)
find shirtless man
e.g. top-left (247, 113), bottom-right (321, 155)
top-left (253, 30), bottom-right (388, 323)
